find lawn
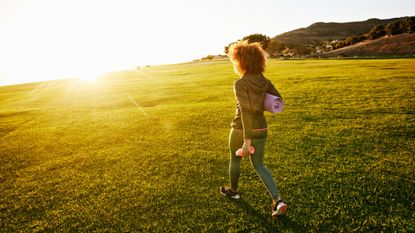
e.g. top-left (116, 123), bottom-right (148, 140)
top-left (1, 58), bottom-right (414, 232)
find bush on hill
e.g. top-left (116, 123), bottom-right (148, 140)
top-left (385, 21), bottom-right (405, 35)
top-left (332, 16), bottom-right (414, 51)
top-left (366, 25), bottom-right (386, 40)
top-left (400, 16), bottom-right (415, 33)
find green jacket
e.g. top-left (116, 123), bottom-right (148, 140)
top-left (231, 73), bottom-right (282, 139)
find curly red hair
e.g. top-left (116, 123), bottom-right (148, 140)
top-left (228, 40), bottom-right (266, 76)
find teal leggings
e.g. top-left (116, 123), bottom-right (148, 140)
top-left (229, 128), bottom-right (279, 198)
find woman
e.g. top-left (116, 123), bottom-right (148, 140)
top-left (220, 41), bottom-right (288, 218)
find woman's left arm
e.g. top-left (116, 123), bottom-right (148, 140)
top-left (267, 79), bottom-right (283, 99)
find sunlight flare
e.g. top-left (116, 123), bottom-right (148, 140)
top-left (126, 93), bottom-right (148, 116)
top-left (78, 75), bottom-right (99, 83)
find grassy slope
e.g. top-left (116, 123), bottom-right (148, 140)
top-left (272, 18), bottom-right (401, 45)
top-left (322, 33), bottom-right (415, 57)
top-left (1, 59), bottom-right (414, 232)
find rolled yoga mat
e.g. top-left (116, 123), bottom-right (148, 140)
top-left (264, 94), bottom-right (284, 113)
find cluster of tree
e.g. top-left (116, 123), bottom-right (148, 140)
top-left (201, 55), bottom-right (215, 61)
top-left (333, 35), bottom-right (366, 49)
top-left (225, 34), bottom-right (309, 58)
top-left (197, 54), bottom-right (227, 62)
top-left (333, 16), bottom-right (414, 50)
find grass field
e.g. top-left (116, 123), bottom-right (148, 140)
top-left (1, 58), bottom-right (414, 232)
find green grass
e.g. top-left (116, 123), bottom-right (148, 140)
top-left (1, 59), bottom-right (414, 232)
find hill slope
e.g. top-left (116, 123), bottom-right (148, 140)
top-left (273, 17), bottom-right (404, 45)
top-left (320, 33), bottom-right (415, 57)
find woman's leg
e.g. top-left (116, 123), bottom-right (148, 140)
top-left (229, 129), bottom-right (243, 191)
top-left (249, 136), bottom-right (280, 199)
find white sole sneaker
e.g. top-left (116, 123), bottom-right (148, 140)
top-left (221, 192), bottom-right (240, 199)
top-left (220, 187), bottom-right (240, 199)
top-left (272, 202), bottom-right (288, 218)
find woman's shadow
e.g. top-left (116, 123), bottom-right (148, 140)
top-left (232, 198), bottom-right (307, 232)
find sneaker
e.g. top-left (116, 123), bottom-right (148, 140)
top-left (220, 186), bottom-right (240, 199)
top-left (272, 200), bottom-right (288, 218)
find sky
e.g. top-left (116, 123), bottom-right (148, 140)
top-left (0, 0), bottom-right (414, 86)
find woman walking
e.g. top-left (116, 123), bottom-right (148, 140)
top-left (220, 41), bottom-right (288, 218)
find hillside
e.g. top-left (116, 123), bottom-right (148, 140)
top-left (320, 33), bottom-right (415, 57)
top-left (272, 17), bottom-right (403, 46)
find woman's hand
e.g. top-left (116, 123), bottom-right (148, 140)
top-left (242, 139), bottom-right (252, 156)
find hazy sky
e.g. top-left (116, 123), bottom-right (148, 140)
top-left (0, 0), bottom-right (414, 85)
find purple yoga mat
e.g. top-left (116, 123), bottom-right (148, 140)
top-left (264, 94), bottom-right (284, 113)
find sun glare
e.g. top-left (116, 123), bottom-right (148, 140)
top-left (78, 75), bottom-right (99, 83)
top-left (0, 0), bottom-right (226, 86)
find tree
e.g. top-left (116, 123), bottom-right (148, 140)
top-left (266, 40), bottom-right (286, 57)
top-left (288, 44), bottom-right (311, 57)
top-left (224, 34), bottom-right (271, 54)
top-left (224, 40), bottom-right (240, 54)
top-left (241, 34), bottom-right (271, 50)
top-left (201, 55), bottom-right (214, 61)
top-left (344, 35), bottom-right (366, 45)
top-left (224, 43), bottom-right (231, 54)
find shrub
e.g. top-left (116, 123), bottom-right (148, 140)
top-left (385, 21), bottom-right (404, 35)
top-left (400, 16), bottom-right (415, 33)
top-left (367, 25), bottom-right (386, 39)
